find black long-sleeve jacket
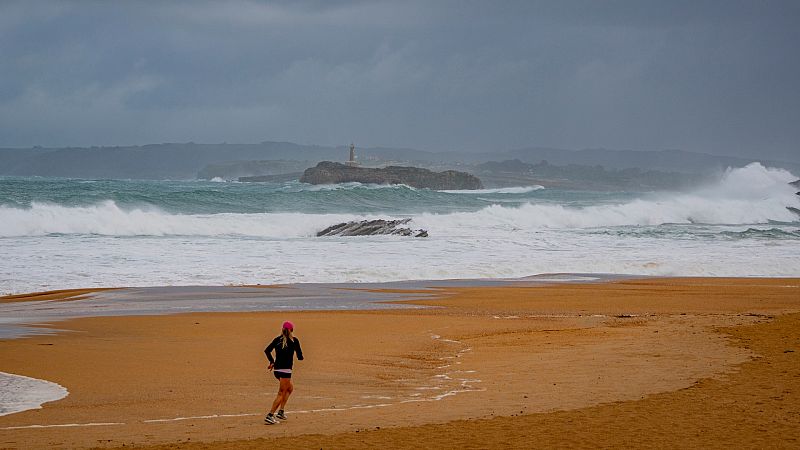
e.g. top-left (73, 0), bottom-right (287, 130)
top-left (264, 336), bottom-right (304, 370)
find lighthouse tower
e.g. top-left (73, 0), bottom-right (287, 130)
top-left (346, 143), bottom-right (358, 166)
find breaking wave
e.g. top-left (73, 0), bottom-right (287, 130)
top-left (0, 201), bottom-right (360, 237)
top-left (0, 163), bottom-right (796, 238)
top-left (719, 228), bottom-right (800, 240)
top-left (439, 186), bottom-right (544, 194)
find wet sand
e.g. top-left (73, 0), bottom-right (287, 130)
top-left (0, 278), bottom-right (799, 449)
top-left (0, 288), bottom-right (117, 304)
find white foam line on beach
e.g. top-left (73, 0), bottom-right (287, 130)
top-left (1, 422), bottom-right (123, 430)
top-left (292, 403), bottom-right (395, 414)
top-left (430, 334), bottom-right (462, 344)
top-left (7, 330), bottom-right (486, 430)
top-left (401, 384), bottom-right (485, 403)
top-left (5, 378), bottom-right (488, 429)
top-left (138, 383), bottom-right (485, 424)
top-left (143, 413), bottom-right (259, 423)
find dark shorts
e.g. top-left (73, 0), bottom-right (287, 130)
top-left (274, 371), bottom-right (292, 380)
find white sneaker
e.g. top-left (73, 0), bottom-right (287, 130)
top-left (264, 414), bottom-right (279, 425)
top-left (276, 411), bottom-right (287, 420)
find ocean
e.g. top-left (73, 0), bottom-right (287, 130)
top-left (1, 162), bottom-right (799, 295)
top-left (1, 162), bottom-right (800, 417)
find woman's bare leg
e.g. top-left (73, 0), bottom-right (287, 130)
top-left (279, 379), bottom-right (294, 410)
top-left (270, 379), bottom-right (289, 414)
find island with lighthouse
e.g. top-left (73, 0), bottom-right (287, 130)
top-left (300, 143), bottom-right (483, 190)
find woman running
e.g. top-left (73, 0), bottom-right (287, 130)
top-left (264, 320), bottom-right (303, 425)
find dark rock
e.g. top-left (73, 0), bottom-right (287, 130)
top-left (300, 161), bottom-right (483, 190)
top-left (317, 219), bottom-right (428, 237)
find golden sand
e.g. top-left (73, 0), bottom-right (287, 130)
top-left (0, 278), bottom-right (798, 449)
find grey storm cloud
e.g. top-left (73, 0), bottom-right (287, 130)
top-left (0, 0), bottom-right (799, 161)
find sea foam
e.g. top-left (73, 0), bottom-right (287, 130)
top-left (416, 163), bottom-right (800, 230)
top-left (440, 186), bottom-right (545, 194)
top-left (0, 202), bottom-right (356, 238)
top-left (0, 372), bottom-right (68, 416)
top-left (0, 163), bottom-right (796, 238)
top-left (0, 163), bottom-right (798, 294)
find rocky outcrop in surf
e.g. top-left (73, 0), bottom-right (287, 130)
top-left (317, 219), bottom-right (428, 237)
top-left (300, 161), bottom-right (483, 190)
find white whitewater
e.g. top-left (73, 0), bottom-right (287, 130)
top-left (0, 372), bottom-right (68, 416)
top-left (0, 163), bottom-right (798, 294)
top-left (0, 163), bottom-right (796, 238)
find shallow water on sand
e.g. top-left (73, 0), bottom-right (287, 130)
top-left (0, 275), bottom-right (612, 417)
top-left (0, 372), bottom-right (68, 417)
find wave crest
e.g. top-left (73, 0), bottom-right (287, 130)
top-left (0, 201), bottom-right (360, 238)
top-left (416, 163), bottom-right (799, 230)
top-left (1, 163), bottom-right (796, 238)
top-left (440, 186), bottom-right (544, 194)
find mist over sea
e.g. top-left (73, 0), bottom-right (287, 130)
top-left (1, 163), bottom-right (799, 295)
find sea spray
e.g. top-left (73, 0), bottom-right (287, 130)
top-left (1, 164), bottom-right (797, 238)
top-left (0, 163), bottom-right (798, 293)
top-left (0, 201), bottom-right (358, 237)
top-left (416, 163), bottom-right (800, 230)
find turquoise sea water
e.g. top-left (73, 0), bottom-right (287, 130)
top-left (0, 177), bottom-right (620, 215)
top-left (1, 162), bottom-right (799, 294)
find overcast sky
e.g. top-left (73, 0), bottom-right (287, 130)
top-left (1, 1), bottom-right (799, 161)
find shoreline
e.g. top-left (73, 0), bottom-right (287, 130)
top-left (0, 277), bottom-right (799, 448)
top-left (0, 274), bottom-right (634, 340)
top-left (0, 273), bottom-right (623, 298)
top-left (3, 273), bottom-right (798, 339)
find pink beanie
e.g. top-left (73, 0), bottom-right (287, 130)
top-left (282, 321), bottom-right (294, 331)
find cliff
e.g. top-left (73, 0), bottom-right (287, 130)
top-left (300, 161), bottom-right (483, 190)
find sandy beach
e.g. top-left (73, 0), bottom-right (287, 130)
top-left (1, 277), bottom-right (799, 449)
